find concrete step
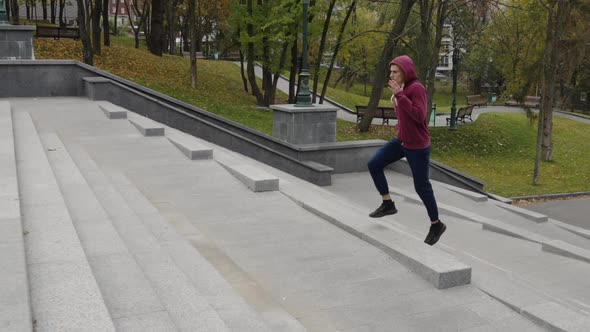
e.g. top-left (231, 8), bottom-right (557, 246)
top-left (279, 181), bottom-right (471, 289)
top-left (105, 171), bottom-right (272, 332)
top-left (324, 172), bottom-right (590, 327)
top-left (12, 111), bottom-right (114, 331)
top-left (166, 131), bottom-right (213, 160)
top-left (96, 100), bottom-right (128, 119)
top-left (127, 113), bottom-right (165, 136)
top-left (0, 101), bottom-right (32, 331)
top-left (59, 139), bottom-right (231, 331)
top-left (39, 133), bottom-right (177, 330)
top-left (218, 159), bottom-right (280, 192)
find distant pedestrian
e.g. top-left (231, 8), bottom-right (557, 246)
top-left (367, 55), bottom-right (446, 246)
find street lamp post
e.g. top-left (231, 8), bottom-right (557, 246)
top-left (295, 0), bottom-right (312, 107)
top-left (448, 44), bottom-right (459, 131)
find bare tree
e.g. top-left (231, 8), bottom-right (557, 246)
top-left (319, 0), bottom-right (356, 104)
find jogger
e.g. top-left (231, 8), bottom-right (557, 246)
top-left (367, 54), bottom-right (446, 246)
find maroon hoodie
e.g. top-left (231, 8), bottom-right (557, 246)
top-left (390, 55), bottom-right (431, 150)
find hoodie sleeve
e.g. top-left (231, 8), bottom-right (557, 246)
top-left (394, 86), bottom-right (427, 123)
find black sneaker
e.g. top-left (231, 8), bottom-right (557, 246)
top-left (369, 201), bottom-right (398, 218)
top-left (424, 221), bottom-right (446, 246)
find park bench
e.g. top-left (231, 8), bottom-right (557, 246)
top-left (355, 105), bottom-right (397, 125)
top-left (446, 105), bottom-right (475, 125)
top-left (505, 95), bottom-right (540, 108)
top-left (466, 94), bottom-right (487, 107)
top-left (36, 25), bottom-right (80, 40)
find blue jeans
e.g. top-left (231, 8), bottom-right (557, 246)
top-left (367, 138), bottom-right (439, 222)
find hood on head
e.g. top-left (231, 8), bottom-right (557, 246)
top-left (389, 55), bottom-right (418, 83)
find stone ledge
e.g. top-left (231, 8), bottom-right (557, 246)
top-left (551, 220), bottom-right (590, 241)
top-left (127, 115), bottom-right (164, 136)
top-left (217, 161), bottom-right (279, 192)
top-left (435, 181), bottom-right (488, 202)
top-left (492, 201), bottom-right (548, 223)
top-left (167, 135), bottom-right (213, 160)
top-left (281, 183), bottom-right (471, 289)
top-left (96, 101), bottom-right (127, 119)
top-left (542, 239), bottom-right (590, 264)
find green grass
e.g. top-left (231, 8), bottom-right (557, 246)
top-left (34, 36), bottom-right (590, 197)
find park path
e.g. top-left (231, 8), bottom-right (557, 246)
top-left (242, 62), bottom-right (590, 127)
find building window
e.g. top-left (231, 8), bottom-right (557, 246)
top-left (442, 42), bottom-right (451, 53)
top-left (121, 7), bottom-right (125, 14)
top-left (439, 55), bottom-right (449, 67)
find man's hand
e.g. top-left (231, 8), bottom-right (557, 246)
top-left (388, 79), bottom-right (402, 95)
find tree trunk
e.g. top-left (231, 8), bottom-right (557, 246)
top-left (239, 49), bottom-right (249, 93)
top-left (42, 0), bottom-right (48, 20)
top-left (359, 0), bottom-right (416, 132)
top-left (59, 0), bottom-right (65, 25)
top-left (167, 5), bottom-right (176, 55)
top-left (188, 0), bottom-right (196, 87)
top-left (311, 0), bottom-right (336, 103)
top-left (50, 0), bottom-right (56, 24)
top-left (114, 0), bottom-right (119, 35)
top-left (77, 0), bottom-right (94, 65)
top-left (149, 0), bottom-right (165, 56)
top-left (246, 0), bottom-right (264, 105)
top-left (540, 0), bottom-right (570, 162)
top-left (10, 0), bottom-right (19, 24)
top-left (271, 42), bottom-right (290, 105)
top-left (320, 0), bottom-right (355, 103)
top-left (92, 0), bottom-right (102, 55)
top-left (288, 38), bottom-right (298, 104)
top-left (103, 0), bottom-right (110, 46)
top-left (425, 0), bottom-right (448, 120)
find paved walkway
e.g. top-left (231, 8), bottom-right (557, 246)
top-left (526, 197), bottom-right (590, 230)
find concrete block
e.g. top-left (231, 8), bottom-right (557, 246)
top-left (96, 100), bottom-right (128, 119)
top-left (167, 135), bottom-right (213, 160)
top-left (218, 162), bottom-right (279, 192)
top-left (128, 115), bottom-right (165, 136)
top-left (493, 201), bottom-right (548, 223)
top-left (542, 240), bottom-right (590, 264)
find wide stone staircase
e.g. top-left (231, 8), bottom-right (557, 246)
top-left (2, 97), bottom-right (590, 331)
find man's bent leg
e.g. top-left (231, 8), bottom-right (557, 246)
top-left (367, 139), bottom-right (403, 217)
top-left (404, 146), bottom-right (439, 221)
top-left (367, 139), bottom-right (404, 195)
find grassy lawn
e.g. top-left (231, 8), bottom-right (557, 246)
top-left (34, 37), bottom-right (590, 197)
